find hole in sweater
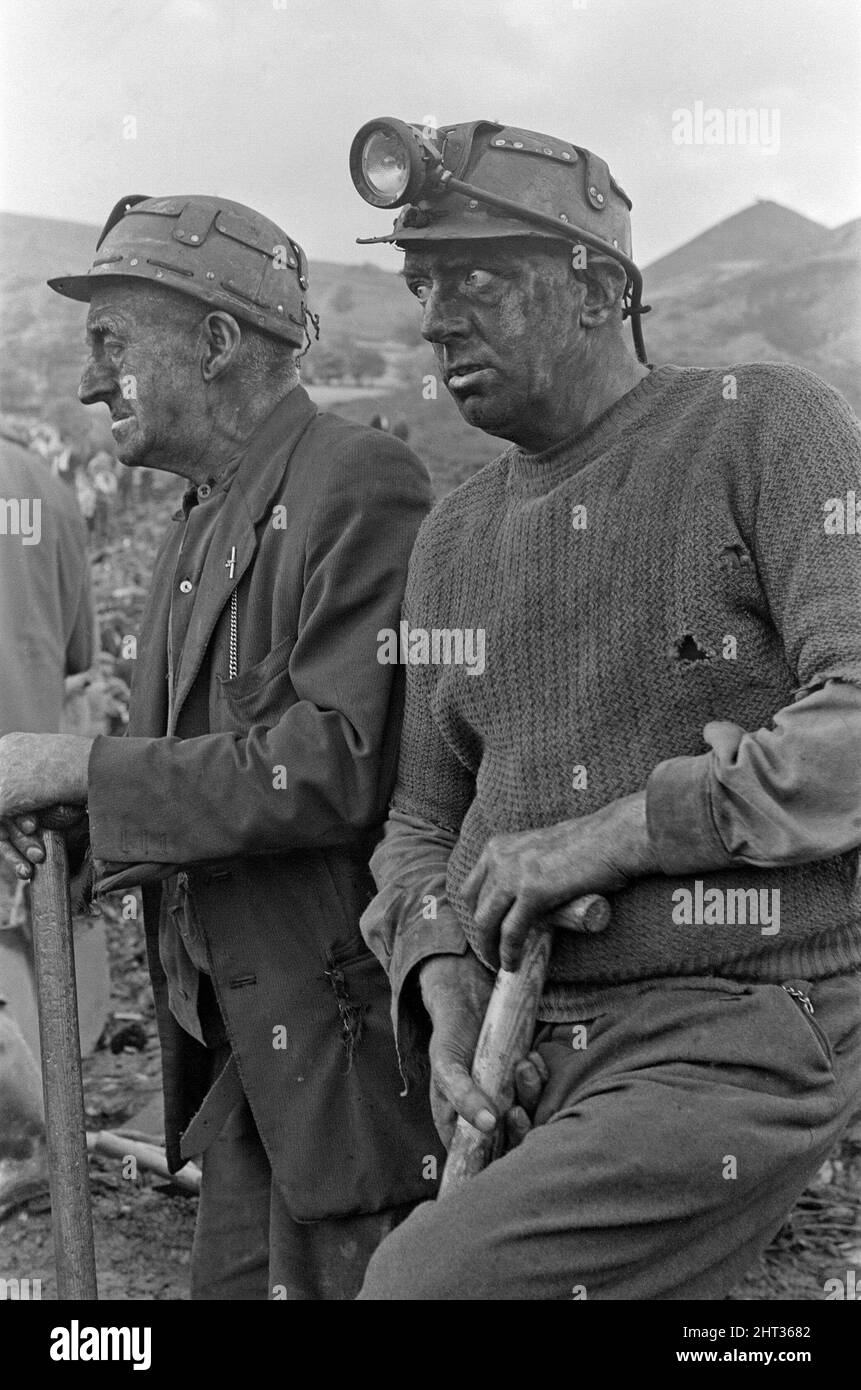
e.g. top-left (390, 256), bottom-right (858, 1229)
top-left (676, 634), bottom-right (709, 663)
top-left (720, 543), bottom-right (751, 570)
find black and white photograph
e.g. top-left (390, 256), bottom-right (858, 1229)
top-left (0, 0), bottom-right (859, 1346)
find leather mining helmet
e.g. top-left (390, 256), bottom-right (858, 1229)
top-left (352, 119), bottom-right (634, 258)
top-left (48, 194), bottom-right (312, 348)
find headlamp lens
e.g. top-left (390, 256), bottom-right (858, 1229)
top-left (350, 118), bottom-right (438, 208)
top-left (361, 130), bottom-right (411, 203)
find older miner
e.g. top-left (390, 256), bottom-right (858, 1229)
top-left (0, 194), bottom-right (443, 1299)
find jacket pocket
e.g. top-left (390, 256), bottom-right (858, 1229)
top-left (215, 635), bottom-right (296, 725)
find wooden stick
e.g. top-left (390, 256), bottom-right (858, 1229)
top-left (86, 1131), bottom-right (202, 1194)
top-left (29, 808), bottom-right (98, 1299)
top-left (439, 892), bottom-right (610, 1198)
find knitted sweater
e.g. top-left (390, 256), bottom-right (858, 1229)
top-left (392, 363), bottom-right (861, 1012)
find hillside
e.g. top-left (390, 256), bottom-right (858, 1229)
top-left (644, 200), bottom-right (828, 289)
top-left (1, 197), bottom-right (859, 494)
top-left (640, 200), bottom-right (861, 409)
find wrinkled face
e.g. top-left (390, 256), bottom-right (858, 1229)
top-left (402, 238), bottom-right (583, 447)
top-left (79, 283), bottom-right (202, 469)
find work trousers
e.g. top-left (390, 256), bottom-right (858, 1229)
top-left (190, 1075), bottom-right (411, 1300)
top-left (358, 971), bottom-right (861, 1300)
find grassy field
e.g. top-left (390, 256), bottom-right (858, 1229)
top-left (326, 377), bottom-right (500, 497)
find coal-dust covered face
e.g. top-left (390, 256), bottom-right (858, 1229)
top-left (78, 282), bottom-right (204, 471)
top-left (401, 237), bottom-right (586, 449)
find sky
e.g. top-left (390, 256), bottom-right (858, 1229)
top-left (1, 0), bottom-right (858, 268)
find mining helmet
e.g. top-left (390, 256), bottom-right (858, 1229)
top-left (48, 194), bottom-right (313, 349)
top-left (349, 118), bottom-right (650, 361)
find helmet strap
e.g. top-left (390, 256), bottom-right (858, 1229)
top-left (297, 307), bottom-right (321, 360)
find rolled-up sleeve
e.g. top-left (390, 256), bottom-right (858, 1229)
top-left (650, 375), bottom-right (861, 878)
top-left (358, 515), bottom-right (483, 1072)
top-left (360, 809), bottom-right (469, 1074)
top-left (647, 679), bottom-right (861, 873)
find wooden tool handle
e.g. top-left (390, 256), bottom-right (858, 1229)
top-left (39, 803), bottom-right (86, 832)
top-left (438, 892), bottom-right (610, 1198)
top-left (545, 892), bottom-right (612, 934)
top-left (30, 817), bottom-right (98, 1299)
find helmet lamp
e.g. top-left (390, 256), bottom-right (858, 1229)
top-left (349, 118), bottom-right (442, 209)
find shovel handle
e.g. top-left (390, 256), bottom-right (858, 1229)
top-left (30, 809), bottom-right (98, 1299)
top-left (439, 893), bottom-right (610, 1197)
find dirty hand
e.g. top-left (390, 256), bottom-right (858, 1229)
top-left (504, 1048), bottom-right (551, 1150)
top-left (0, 733), bottom-right (92, 879)
top-left (461, 791), bottom-right (658, 971)
top-left (419, 952), bottom-right (549, 1149)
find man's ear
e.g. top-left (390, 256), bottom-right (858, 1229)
top-left (200, 311), bottom-right (242, 381)
top-left (574, 257), bottom-right (627, 328)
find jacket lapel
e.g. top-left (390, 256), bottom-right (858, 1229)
top-left (127, 528), bottom-right (180, 738)
top-left (168, 386), bottom-right (318, 732)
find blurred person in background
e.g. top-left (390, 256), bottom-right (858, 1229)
top-left (0, 436), bottom-right (95, 1215)
top-left (87, 449), bottom-right (118, 542)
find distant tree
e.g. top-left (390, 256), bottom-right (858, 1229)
top-left (303, 343), bottom-right (350, 383)
top-left (347, 345), bottom-right (386, 384)
top-left (302, 339), bottom-right (385, 386)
